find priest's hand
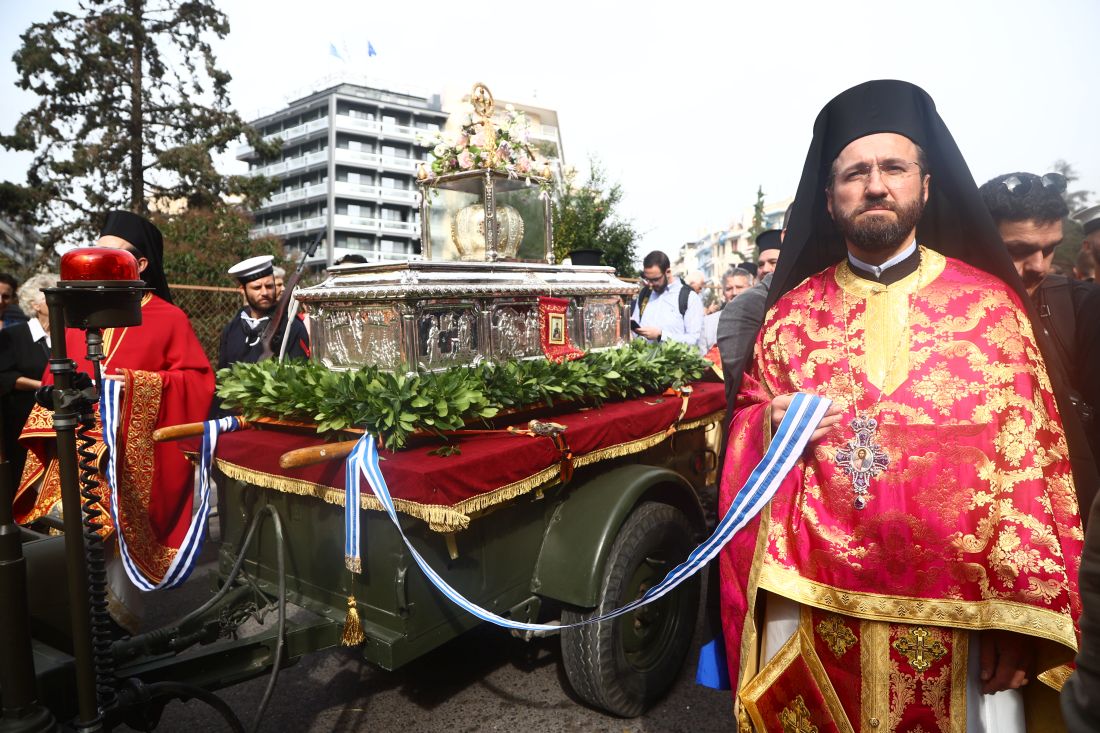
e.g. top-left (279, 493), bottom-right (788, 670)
top-left (769, 393), bottom-right (843, 442)
top-left (979, 629), bottom-right (1035, 694)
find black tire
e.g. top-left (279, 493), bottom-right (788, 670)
top-left (559, 501), bottom-right (701, 717)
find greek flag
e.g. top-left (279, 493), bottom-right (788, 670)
top-left (101, 379), bottom-right (239, 590)
top-left (344, 392), bottom-right (830, 631)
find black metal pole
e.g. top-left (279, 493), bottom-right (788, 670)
top-left (0, 398), bottom-right (56, 732)
top-left (43, 289), bottom-right (101, 731)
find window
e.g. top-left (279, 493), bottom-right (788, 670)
top-left (381, 145), bottom-right (408, 159)
top-left (380, 208), bottom-right (403, 222)
top-left (380, 176), bottom-right (404, 189)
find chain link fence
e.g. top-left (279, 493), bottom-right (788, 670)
top-left (169, 284), bottom-right (243, 367)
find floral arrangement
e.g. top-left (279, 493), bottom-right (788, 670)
top-left (422, 104), bottom-right (553, 197)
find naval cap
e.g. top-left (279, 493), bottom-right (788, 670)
top-left (228, 255), bottom-right (275, 284)
top-left (1073, 204), bottom-right (1100, 236)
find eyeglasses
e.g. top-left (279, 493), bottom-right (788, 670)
top-left (835, 160), bottom-right (923, 188)
top-left (642, 273), bottom-right (667, 284)
top-left (1001, 172), bottom-right (1066, 196)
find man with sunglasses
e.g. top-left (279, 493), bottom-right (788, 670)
top-left (630, 250), bottom-right (704, 351)
top-left (980, 172), bottom-right (1100, 469)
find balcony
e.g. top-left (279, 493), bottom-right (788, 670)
top-left (260, 182), bottom-right (328, 210)
top-left (333, 181), bottom-right (418, 205)
top-left (237, 117), bottom-right (329, 158)
top-left (249, 150), bottom-right (328, 178)
top-left (334, 114), bottom-right (429, 142)
top-left (250, 215), bottom-right (327, 238)
top-left (332, 148), bottom-right (425, 173)
top-left (333, 214), bottom-right (418, 237)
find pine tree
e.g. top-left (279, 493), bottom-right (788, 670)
top-left (748, 186), bottom-right (767, 246)
top-left (551, 158), bottom-right (639, 277)
top-left (1, 0), bottom-right (279, 249)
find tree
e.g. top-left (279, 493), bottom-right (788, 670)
top-left (1049, 160), bottom-right (1092, 273)
top-left (1, 0), bottom-right (279, 250)
top-left (1051, 159), bottom-right (1093, 214)
top-left (155, 204), bottom-right (284, 287)
top-left (551, 158), bottom-right (639, 277)
top-left (748, 186), bottom-right (766, 247)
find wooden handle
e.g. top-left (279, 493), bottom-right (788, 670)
top-left (153, 419), bottom-right (251, 442)
top-left (153, 423), bottom-right (208, 442)
top-left (279, 439), bottom-right (359, 470)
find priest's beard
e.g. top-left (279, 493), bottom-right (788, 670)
top-left (833, 195), bottom-right (924, 253)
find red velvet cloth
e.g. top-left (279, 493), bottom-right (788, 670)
top-left (210, 381), bottom-right (724, 508)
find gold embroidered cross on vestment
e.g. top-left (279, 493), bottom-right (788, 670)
top-left (892, 626), bottom-right (948, 674)
top-left (778, 695), bottom-right (819, 733)
top-left (816, 614), bottom-right (858, 658)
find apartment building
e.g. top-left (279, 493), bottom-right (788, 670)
top-left (238, 82), bottom-right (448, 264)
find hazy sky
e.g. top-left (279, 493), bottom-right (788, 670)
top-left (2, 0), bottom-right (1098, 256)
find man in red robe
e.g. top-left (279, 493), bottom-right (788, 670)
top-left (720, 81), bottom-right (1090, 732)
top-left (14, 211), bottom-right (213, 629)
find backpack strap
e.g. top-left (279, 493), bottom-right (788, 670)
top-left (1037, 275), bottom-right (1077, 382)
top-left (637, 286), bottom-right (652, 317)
top-left (678, 282), bottom-right (691, 316)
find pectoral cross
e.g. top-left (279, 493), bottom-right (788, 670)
top-left (834, 413), bottom-right (889, 509)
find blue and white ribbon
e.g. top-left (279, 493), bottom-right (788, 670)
top-left (101, 379), bottom-right (240, 590)
top-left (344, 392), bottom-right (830, 631)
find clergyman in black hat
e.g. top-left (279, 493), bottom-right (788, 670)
top-left (717, 80), bottom-right (1088, 731)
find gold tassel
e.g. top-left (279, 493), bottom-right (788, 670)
top-left (341, 595), bottom-right (365, 646)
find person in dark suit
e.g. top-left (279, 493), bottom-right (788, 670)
top-left (0, 273), bottom-right (57, 478)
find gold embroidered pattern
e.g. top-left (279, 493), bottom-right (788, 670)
top-left (816, 614), bottom-right (857, 658)
top-left (893, 627), bottom-right (948, 674)
top-left (778, 695), bottom-right (818, 733)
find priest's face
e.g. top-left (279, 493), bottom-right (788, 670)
top-left (826, 133), bottom-right (929, 261)
top-left (242, 275), bottom-right (277, 315)
top-left (999, 218), bottom-right (1063, 295)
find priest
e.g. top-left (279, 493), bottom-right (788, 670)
top-left (13, 211), bottom-right (214, 629)
top-left (720, 80), bottom-right (1089, 731)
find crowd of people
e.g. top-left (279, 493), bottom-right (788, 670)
top-left (2, 76), bottom-right (1100, 730)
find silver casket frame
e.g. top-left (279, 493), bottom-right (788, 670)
top-left (294, 260), bottom-right (638, 372)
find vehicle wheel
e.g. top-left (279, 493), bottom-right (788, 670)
top-left (559, 501), bottom-right (701, 717)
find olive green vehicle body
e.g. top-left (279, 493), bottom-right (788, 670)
top-left (14, 422), bottom-right (714, 725)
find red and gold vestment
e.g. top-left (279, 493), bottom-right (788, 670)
top-left (14, 294), bottom-right (214, 585)
top-left (720, 248), bottom-right (1083, 731)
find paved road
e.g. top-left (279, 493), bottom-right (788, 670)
top-left (125, 533), bottom-right (734, 732)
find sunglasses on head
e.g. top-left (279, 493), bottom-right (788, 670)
top-left (1001, 172), bottom-right (1067, 196)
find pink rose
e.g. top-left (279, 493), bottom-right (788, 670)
top-left (515, 155), bottom-right (531, 174)
top-left (457, 151), bottom-right (474, 169)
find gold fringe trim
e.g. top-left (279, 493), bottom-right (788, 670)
top-left (212, 408), bottom-right (725, 534)
top-left (1037, 663), bottom-right (1072, 691)
top-left (345, 555), bottom-right (361, 574)
top-left (215, 459), bottom-right (473, 532)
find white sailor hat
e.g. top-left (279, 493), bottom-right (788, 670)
top-left (1072, 204), bottom-right (1100, 236)
top-left (228, 255), bottom-right (275, 284)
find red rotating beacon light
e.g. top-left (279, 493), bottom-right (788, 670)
top-left (56, 247), bottom-right (148, 329)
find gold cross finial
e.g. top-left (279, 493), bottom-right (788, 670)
top-left (470, 82), bottom-right (494, 120)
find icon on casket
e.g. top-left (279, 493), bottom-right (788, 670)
top-left (548, 313), bottom-right (565, 345)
